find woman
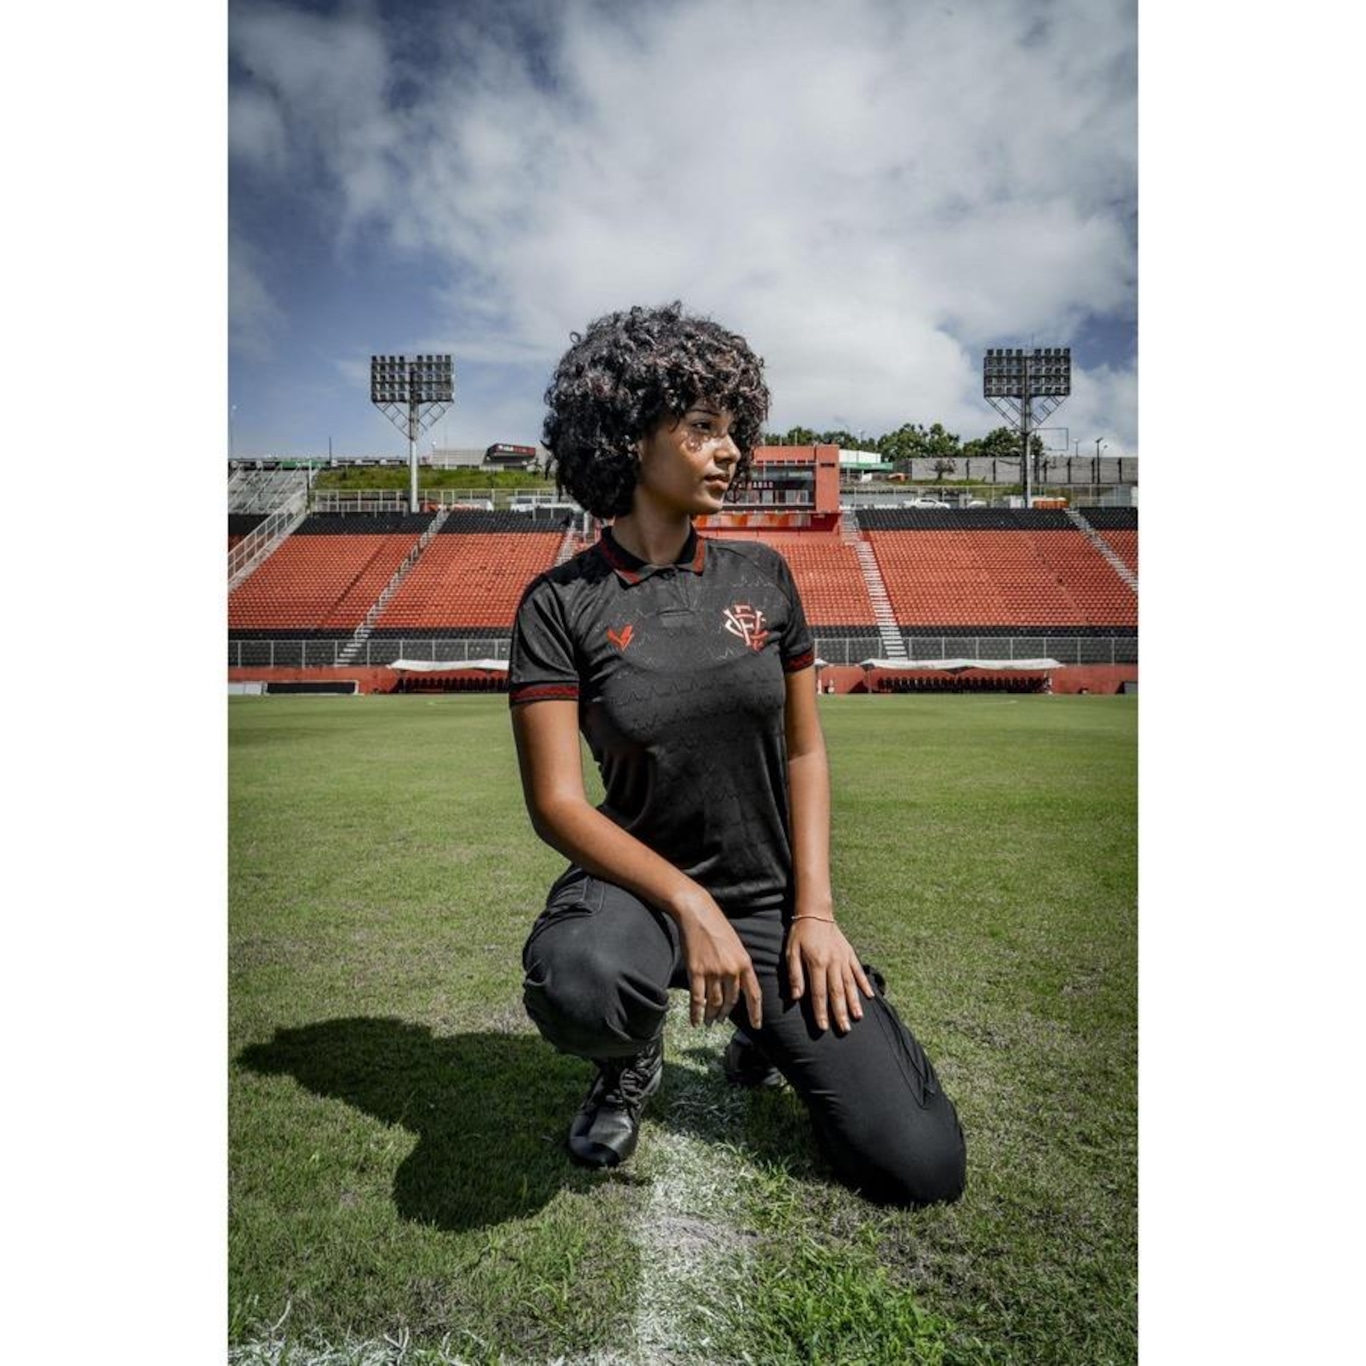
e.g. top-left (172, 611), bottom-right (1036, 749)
top-left (508, 303), bottom-right (965, 1206)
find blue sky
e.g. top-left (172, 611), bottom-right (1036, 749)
top-left (229, 0), bottom-right (1137, 460)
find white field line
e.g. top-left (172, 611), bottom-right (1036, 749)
top-left (231, 1020), bottom-right (762, 1366)
top-left (622, 1013), bottom-right (755, 1366)
top-left (228, 1323), bottom-right (479, 1364)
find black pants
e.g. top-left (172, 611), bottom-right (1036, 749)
top-left (522, 867), bottom-right (967, 1208)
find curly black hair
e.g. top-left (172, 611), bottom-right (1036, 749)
top-left (542, 302), bottom-right (770, 519)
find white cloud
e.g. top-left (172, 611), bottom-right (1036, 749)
top-left (228, 87), bottom-right (288, 175)
top-left (230, 0), bottom-right (403, 236)
top-left (1063, 363), bottom-right (1139, 461)
top-left (231, 0), bottom-right (1138, 449)
top-left (229, 232), bottom-right (285, 361)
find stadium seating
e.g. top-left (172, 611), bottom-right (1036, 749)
top-left (1076, 508), bottom-right (1139, 576)
top-left (229, 513), bottom-right (267, 551)
top-left (439, 509), bottom-right (573, 533)
top-left (374, 531), bottom-right (561, 631)
top-left (296, 512), bottom-right (436, 535)
top-left (229, 517), bottom-right (429, 631)
top-left (705, 531), bottom-right (876, 626)
top-left (1028, 531), bottom-right (1137, 622)
top-left (858, 508), bottom-right (1074, 532)
top-left (866, 526), bottom-right (1135, 629)
top-left (1098, 528), bottom-right (1137, 576)
top-left (227, 507), bottom-right (1138, 648)
top-left (1075, 508), bottom-right (1137, 529)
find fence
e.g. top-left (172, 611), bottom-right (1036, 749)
top-left (229, 633), bottom-right (1136, 669)
top-left (308, 489), bottom-right (587, 515)
top-left (879, 455), bottom-right (1136, 486)
top-left (810, 635), bottom-right (1138, 666)
top-left (835, 485), bottom-right (1135, 509)
top-left (304, 475), bottom-right (1137, 516)
top-left (229, 637), bottom-right (513, 668)
top-left (228, 468), bottom-right (310, 513)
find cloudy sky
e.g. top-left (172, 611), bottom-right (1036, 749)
top-left (229, 0), bottom-right (1137, 460)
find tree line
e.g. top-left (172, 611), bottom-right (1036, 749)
top-left (761, 423), bottom-right (1045, 480)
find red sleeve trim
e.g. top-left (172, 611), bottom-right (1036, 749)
top-left (783, 648), bottom-right (815, 674)
top-left (509, 682), bottom-right (581, 705)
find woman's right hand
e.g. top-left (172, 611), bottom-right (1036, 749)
top-left (670, 888), bottom-right (763, 1030)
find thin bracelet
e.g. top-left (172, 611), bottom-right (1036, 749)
top-left (791, 914), bottom-right (835, 923)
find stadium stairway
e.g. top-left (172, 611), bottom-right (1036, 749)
top-left (336, 507), bottom-right (451, 664)
top-left (1066, 508), bottom-right (1138, 592)
top-left (228, 493), bottom-right (310, 590)
top-left (841, 511), bottom-right (908, 661)
top-left (228, 467), bottom-right (310, 515)
top-left (554, 519), bottom-right (579, 566)
top-left (373, 524), bottom-right (561, 631)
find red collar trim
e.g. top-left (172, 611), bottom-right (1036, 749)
top-left (595, 528), bottom-right (643, 584)
top-left (597, 526), bottom-right (707, 584)
top-left (689, 534), bottom-right (707, 574)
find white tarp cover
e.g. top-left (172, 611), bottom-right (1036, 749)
top-left (389, 658), bottom-right (509, 673)
top-left (858, 659), bottom-right (1061, 672)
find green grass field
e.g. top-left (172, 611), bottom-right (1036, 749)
top-left (229, 694), bottom-right (1136, 1365)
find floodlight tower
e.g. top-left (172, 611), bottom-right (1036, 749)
top-left (370, 354), bottom-right (455, 512)
top-left (982, 348), bottom-right (1071, 505)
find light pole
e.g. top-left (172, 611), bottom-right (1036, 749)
top-left (982, 347), bottom-right (1071, 506)
top-left (229, 403), bottom-right (237, 462)
top-left (370, 355), bottom-right (455, 512)
top-left (1093, 438), bottom-right (1107, 486)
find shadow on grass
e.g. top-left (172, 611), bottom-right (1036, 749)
top-left (239, 1019), bottom-right (596, 1232)
top-left (237, 1017), bottom-right (825, 1233)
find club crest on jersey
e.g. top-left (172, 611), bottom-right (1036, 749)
top-left (723, 603), bottom-right (769, 651)
top-left (606, 624), bottom-right (634, 651)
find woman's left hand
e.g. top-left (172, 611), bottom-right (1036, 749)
top-left (785, 917), bottom-right (876, 1034)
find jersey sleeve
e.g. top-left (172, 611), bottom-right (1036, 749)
top-left (508, 576), bottom-right (581, 705)
top-left (770, 550), bottom-right (815, 673)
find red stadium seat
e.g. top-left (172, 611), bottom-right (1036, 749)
top-left (229, 532), bottom-right (421, 630)
top-left (864, 528), bottom-right (1136, 628)
top-left (376, 532), bottom-right (561, 630)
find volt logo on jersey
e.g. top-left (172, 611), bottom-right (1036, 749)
top-left (723, 604), bottom-right (769, 651)
top-left (606, 624), bottom-right (635, 651)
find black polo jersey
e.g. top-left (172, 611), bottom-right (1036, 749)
top-left (509, 525), bottom-right (815, 911)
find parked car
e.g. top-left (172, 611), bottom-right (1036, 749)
top-left (910, 496), bottom-right (950, 509)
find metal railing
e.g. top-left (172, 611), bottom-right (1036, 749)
top-left (835, 484), bottom-right (1135, 509)
top-left (809, 635), bottom-right (1139, 666)
top-left (847, 455), bottom-right (1138, 485)
top-left (228, 468), bottom-right (310, 513)
top-left (228, 492), bottom-right (309, 586)
top-left (305, 482), bottom-right (1136, 516)
top-left (309, 488), bottom-right (560, 513)
top-left (229, 633), bottom-right (1135, 670)
top-left (229, 637), bottom-right (514, 668)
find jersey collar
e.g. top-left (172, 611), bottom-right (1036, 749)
top-left (597, 524), bottom-right (707, 584)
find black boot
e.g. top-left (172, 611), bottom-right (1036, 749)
top-left (567, 1037), bottom-right (664, 1168)
top-left (722, 1027), bottom-right (784, 1089)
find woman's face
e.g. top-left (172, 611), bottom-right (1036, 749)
top-left (633, 403), bottom-right (740, 518)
